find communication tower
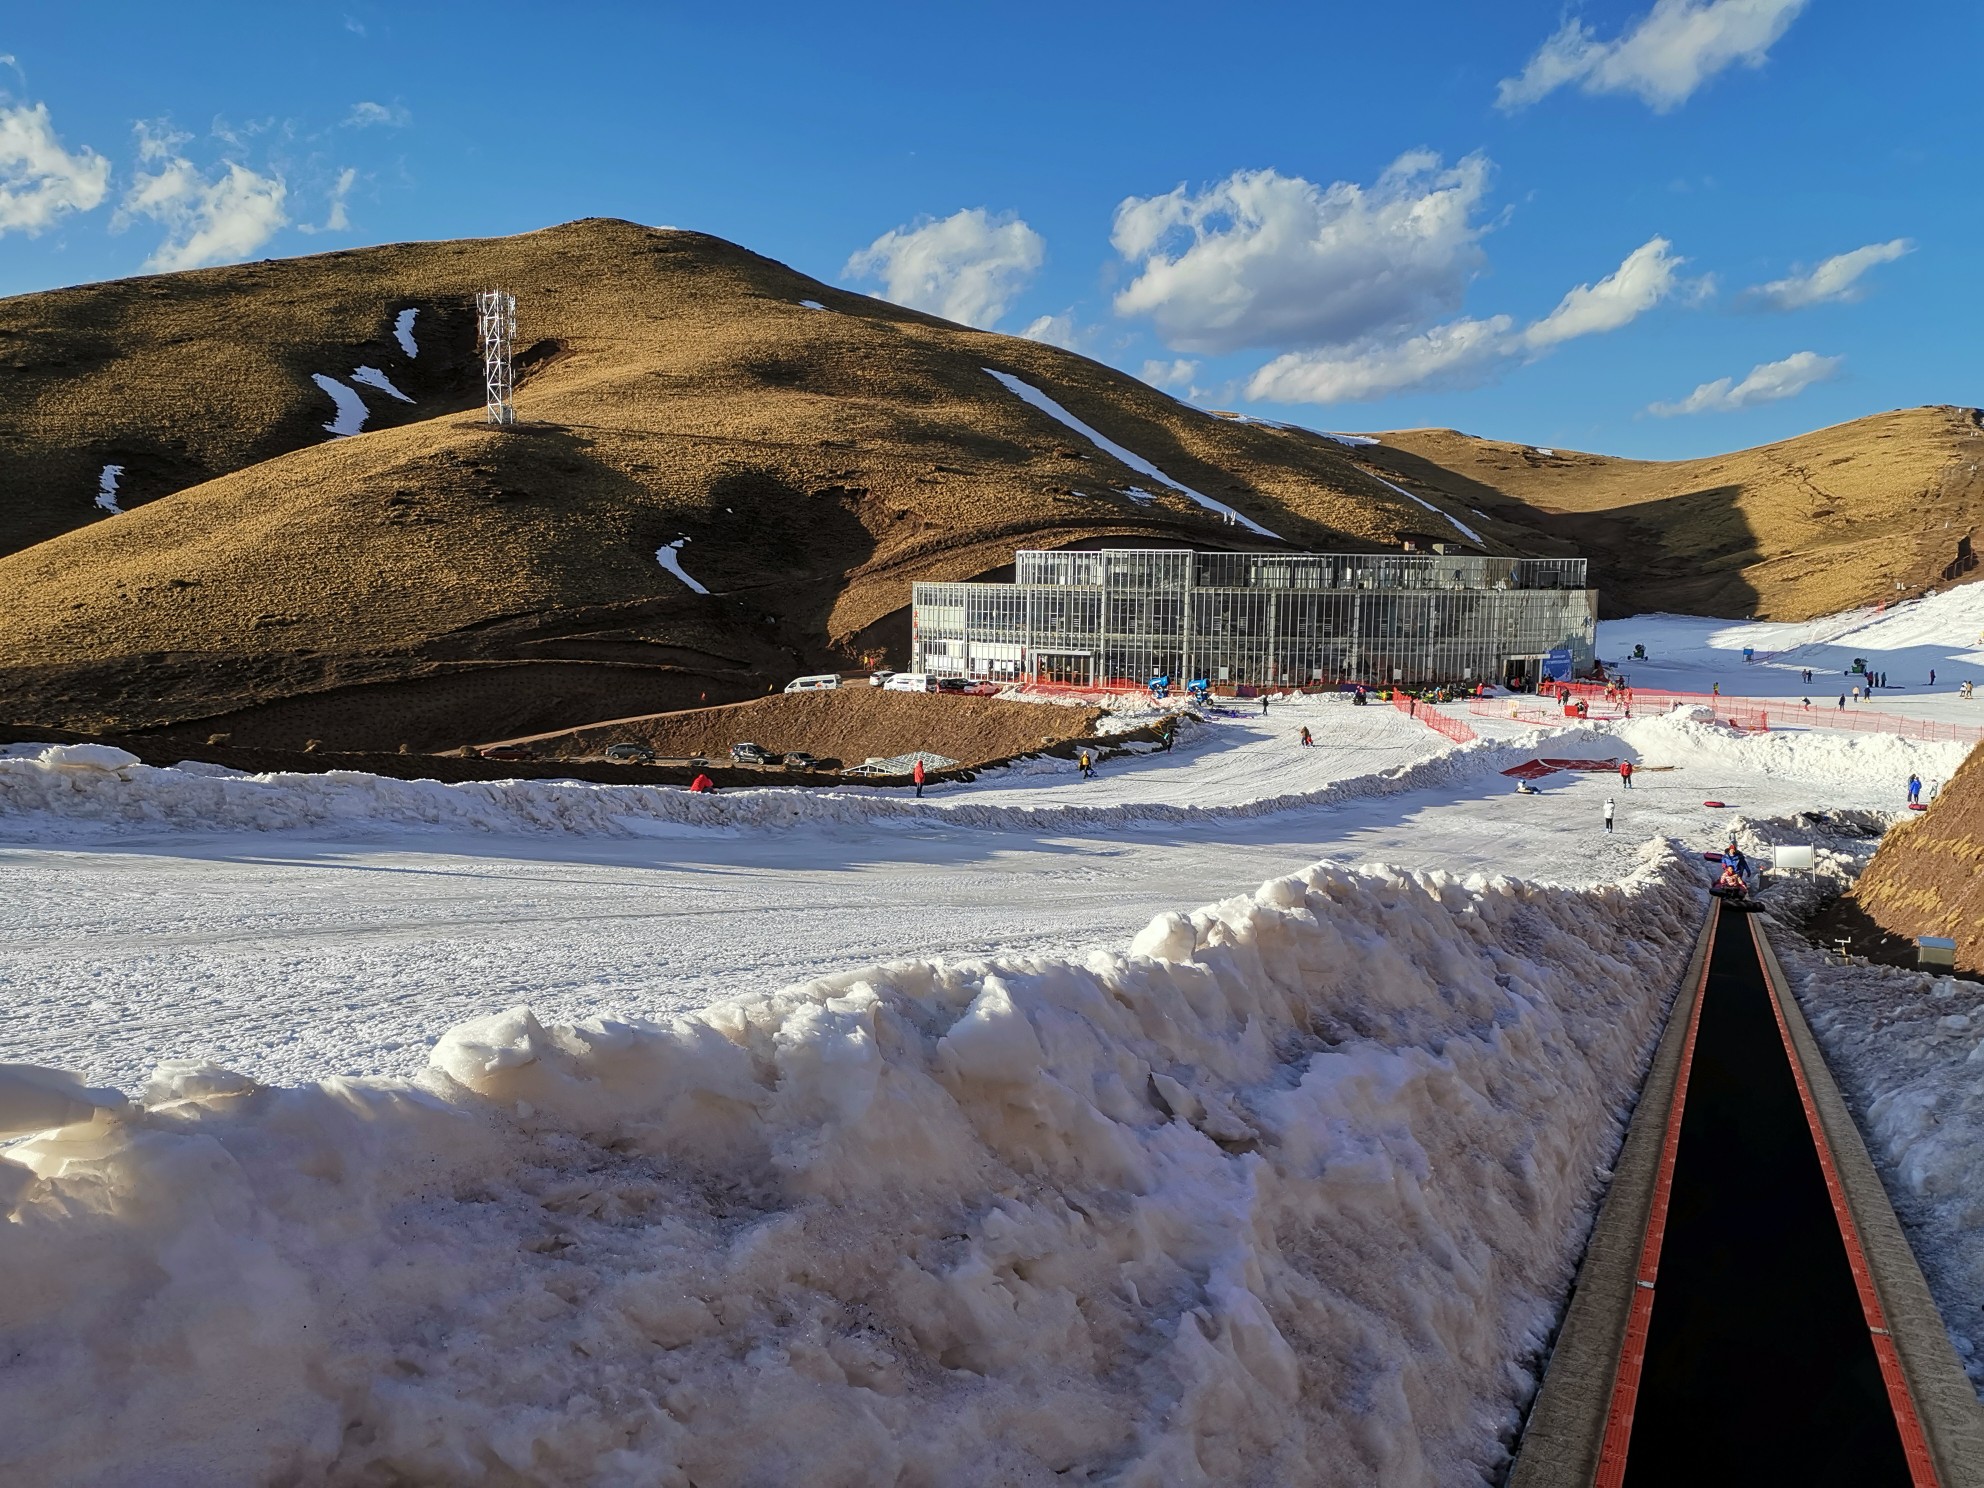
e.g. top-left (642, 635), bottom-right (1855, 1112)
top-left (475, 289), bottom-right (517, 426)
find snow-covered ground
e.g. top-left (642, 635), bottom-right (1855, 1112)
top-left (1597, 581), bottom-right (1984, 718)
top-left (6, 596), bottom-right (1984, 1482)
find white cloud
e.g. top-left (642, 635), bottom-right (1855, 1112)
top-left (1522, 237), bottom-right (1683, 349)
top-left (1498, 0), bottom-right (1807, 112)
top-left (0, 100), bottom-right (110, 235)
top-left (1140, 358), bottom-right (1201, 392)
top-left (298, 166), bottom-right (356, 235)
top-left (115, 123), bottom-right (289, 270)
top-left (344, 100), bottom-right (409, 129)
top-left (1648, 350), bottom-right (1842, 415)
top-left (1247, 237), bottom-right (1682, 405)
top-left (843, 207), bottom-right (1044, 330)
top-left (1020, 311), bottom-right (1082, 350)
top-left (1249, 316), bottom-right (1514, 405)
top-left (1110, 153), bottom-right (1494, 355)
top-left (1744, 238), bottom-right (1912, 310)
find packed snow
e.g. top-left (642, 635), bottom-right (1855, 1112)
top-left (92, 463), bottom-right (123, 514)
top-left (1599, 583), bottom-right (1984, 718)
top-left (349, 365), bottom-right (414, 403)
top-left (655, 537), bottom-right (710, 595)
top-left (8, 590), bottom-right (1984, 1478)
top-left (0, 845), bottom-right (1701, 1485)
top-left (799, 299), bottom-right (826, 310)
top-left (1364, 469), bottom-right (1486, 546)
top-left (310, 373), bottom-right (368, 437)
top-left (393, 307), bottom-right (419, 357)
top-left (1319, 431), bottom-right (1380, 447)
top-left (985, 368), bottom-right (1281, 538)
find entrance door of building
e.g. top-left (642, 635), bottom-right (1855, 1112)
top-left (1032, 650), bottom-right (1095, 686)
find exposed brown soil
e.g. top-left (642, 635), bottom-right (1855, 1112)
top-left (1843, 742), bottom-right (1984, 974)
top-left (494, 687), bottom-right (1105, 770)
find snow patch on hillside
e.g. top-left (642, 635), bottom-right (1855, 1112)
top-left (0, 847), bottom-right (1703, 1485)
top-left (1365, 469), bottom-right (1484, 546)
top-left (799, 299), bottom-right (826, 310)
top-left (656, 538), bottom-right (710, 595)
top-left (93, 465), bottom-right (123, 514)
top-left (310, 374), bottom-right (368, 437)
top-left (350, 365), bottom-right (413, 403)
top-left (985, 368), bottom-right (1281, 538)
top-left (393, 307), bottom-right (419, 357)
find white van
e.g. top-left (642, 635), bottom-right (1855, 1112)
top-left (883, 672), bottom-right (935, 693)
top-left (783, 674), bottom-right (842, 693)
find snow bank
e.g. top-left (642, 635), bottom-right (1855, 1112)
top-left (94, 464), bottom-right (123, 514)
top-left (0, 847), bottom-right (1704, 1485)
top-left (985, 368), bottom-right (1281, 538)
top-left (1612, 711), bottom-right (1971, 791)
top-left (655, 538), bottom-right (710, 595)
top-left (1779, 945), bottom-right (1984, 1393)
top-left (350, 365), bottom-right (413, 403)
top-left (310, 373), bottom-right (368, 437)
top-left (3, 713), bottom-right (1954, 846)
top-left (393, 307), bottom-right (419, 358)
top-left (799, 299), bottom-right (826, 310)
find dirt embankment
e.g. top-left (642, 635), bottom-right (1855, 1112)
top-left (495, 687), bottom-right (1106, 769)
top-left (1847, 741), bottom-right (1984, 972)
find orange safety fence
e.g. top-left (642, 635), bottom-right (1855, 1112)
top-left (1390, 693), bottom-right (1480, 744)
top-left (1469, 689), bottom-right (1984, 743)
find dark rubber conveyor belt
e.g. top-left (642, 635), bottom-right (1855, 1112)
top-left (1510, 900), bottom-right (1984, 1488)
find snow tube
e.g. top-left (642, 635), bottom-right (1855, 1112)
top-left (1907, 802), bottom-right (1928, 811)
top-left (1703, 800), bottom-right (1727, 809)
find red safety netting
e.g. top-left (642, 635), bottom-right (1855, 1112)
top-left (1390, 693), bottom-right (1480, 744)
top-left (1468, 688), bottom-right (1984, 743)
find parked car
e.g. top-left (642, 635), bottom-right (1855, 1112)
top-left (935, 677), bottom-right (973, 694)
top-left (781, 750), bottom-right (820, 770)
top-left (604, 742), bottom-right (656, 763)
top-left (477, 745), bottom-right (532, 761)
top-left (868, 671), bottom-right (896, 688)
top-left (784, 674), bottom-right (841, 693)
top-left (965, 681), bottom-right (1002, 696)
top-left (884, 672), bottom-right (936, 693)
top-left (730, 741), bottom-right (776, 765)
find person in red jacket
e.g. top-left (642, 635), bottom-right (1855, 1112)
top-left (913, 758), bottom-right (926, 797)
top-left (1619, 759), bottom-right (1634, 790)
top-left (689, 772), bottom-right (715, 793)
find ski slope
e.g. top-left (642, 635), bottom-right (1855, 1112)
top-left (6, 593), bottom-right (1983, 1483)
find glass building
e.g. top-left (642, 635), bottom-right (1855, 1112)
top-left (912, 548), bottom-right (1597, 689)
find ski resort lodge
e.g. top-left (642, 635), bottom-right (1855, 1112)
top-left (910, 548), bottom-right (1598, 690)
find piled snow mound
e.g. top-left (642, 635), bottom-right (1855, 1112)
top-left (2, 712), bottom-right (1958, 844)
top-left (0, 847), bottom-right (1704, 1485)
top-left (1612, 711), bottom-right (1972, 788)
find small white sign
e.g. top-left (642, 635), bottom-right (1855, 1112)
top-left (1774, 845), bottom-right (1816, 870)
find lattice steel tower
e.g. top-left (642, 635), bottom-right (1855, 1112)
top-left (475, 289), bottom-right (517, 426)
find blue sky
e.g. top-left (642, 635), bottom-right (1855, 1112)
top-left (2, 1), bottom-right (1977, 457)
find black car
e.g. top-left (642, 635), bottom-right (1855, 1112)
top-left (604, 742), bottom-right (656, 763)
top-left (782, 751), bottom-right (819, 770)
top-left (730, 741), bottom-right (776, 765)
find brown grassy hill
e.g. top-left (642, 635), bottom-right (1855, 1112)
top-left (1368, 409), bottom-right (1984, 620)
top-left (1849, 744), bottom-right (1984, 974)
top-left (0, 218), bottom-right (1540, 748)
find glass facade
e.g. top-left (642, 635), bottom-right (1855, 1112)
top-left (913, 549), bottom-right (1597, 688)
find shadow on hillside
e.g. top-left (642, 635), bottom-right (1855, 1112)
top-left (1376, 445), bottom-right (1767, 619)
